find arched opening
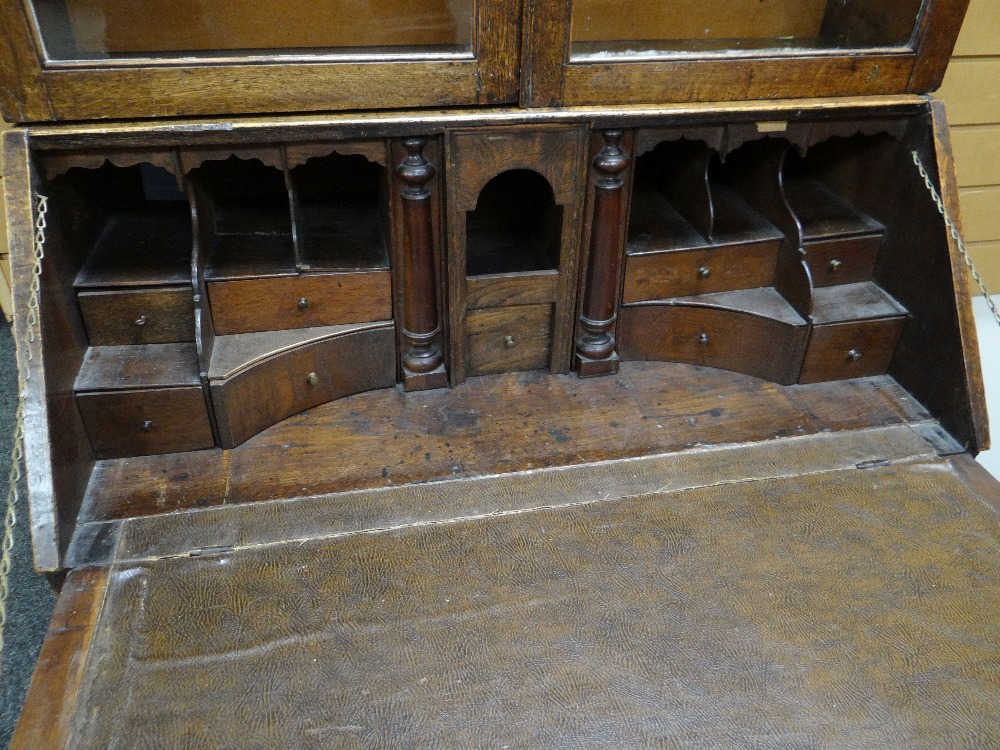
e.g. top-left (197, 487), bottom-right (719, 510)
top-left (466, 169), bottom-right (562, 277)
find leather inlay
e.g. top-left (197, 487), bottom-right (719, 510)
top-left (69, 450), bottom-right (1000, 748)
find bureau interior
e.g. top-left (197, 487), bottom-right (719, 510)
top-left (26, 107), bottom-right (979, 569)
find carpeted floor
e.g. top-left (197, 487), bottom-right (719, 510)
top-left (0, 321), bottom-right (56, 750)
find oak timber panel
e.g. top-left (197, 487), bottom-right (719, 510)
top-left (466, 272), bottom-right (559, 309)
top-left (4, 129), bottom-right (95, 571)
top-left (81, 363), bottom-right (929, 522)
top-left (446, 127), bottom-right (587, 380)
top-left (0, 119), bottom-right (10, 319)
top-left (9, 567), bottom-right (109, 750)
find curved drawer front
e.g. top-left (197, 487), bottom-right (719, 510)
top-left (210, 324), bottom-right (396, 448)
top-left (618, 304), bottom-right (809, 385)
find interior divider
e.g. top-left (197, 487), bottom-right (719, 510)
top-left (721, 139), bottom-right (814, 318)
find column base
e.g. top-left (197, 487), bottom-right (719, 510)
top-left (403, 363), bottom-right (449, 392)
top-left (575, 351), bottom-right (620, 378)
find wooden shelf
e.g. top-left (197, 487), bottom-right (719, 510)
top-left (811, 281), bottom-right (907, 325)
top-left (75, 343), bottom-right (201, 392)
top-left (204, 233), bottom-right (297, 281)
top-left (74, 207), bottom-right (193, 289)
top-left (711, 185), bottom-right (783, 247)
top-left (298, 200), bottom-right (389, 272)
top-left (627, 188), bottom-right (708, 255)
top-left (784, 175), bottom-right (885, 241)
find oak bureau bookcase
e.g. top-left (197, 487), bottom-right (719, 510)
top-left (3, 1), bottom-right (1000, 747)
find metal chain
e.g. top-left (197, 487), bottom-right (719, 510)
top-left (912, 150), bottom-right (1000, 327)
top-left (0, 194), bottom-right (47, 667)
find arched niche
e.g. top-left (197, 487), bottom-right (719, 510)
top-left (465, 169), bottom-right (563, 277)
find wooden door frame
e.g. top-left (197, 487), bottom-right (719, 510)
top-left (0, 0), bottom-right (521, 122)
top-left (521, 0), bottom-right (971, 107)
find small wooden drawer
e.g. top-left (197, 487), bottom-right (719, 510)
top-left (210, 324), bottom-right (397, 448)
top-left (623, 240), bottom-right (779, 303)
top-left (76, 387), bottom-right (215, 459)
top-left (208, 270), bottom-right (392, 335)
top-left (804, 234), bottom-right (882, 287)
top-left (467, 304), bottom-right (553, 377)
top-left (78, 287), bottom-right (194, 346)
top-left (618, 299), bottom-right (809, 385)
top-left (799, 318), bottom-right (906, 384)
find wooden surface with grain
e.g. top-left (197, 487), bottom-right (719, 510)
top-left (78, 361), bottom-right (932, 523)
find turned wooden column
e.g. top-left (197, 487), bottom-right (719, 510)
top-left (397, 138), bottom-right (448, 391)
top-left (576, 130), bottom-right (629, 377)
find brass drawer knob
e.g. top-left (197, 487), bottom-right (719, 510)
top-left (699, 332), bottom-right (710, 346)
top-left (697, 266), bottom-right (712, 280)
top-left (135, 315), bottom-right (147, 327)
top-left (306, 372), bottom-right (319, 386)
top-left (504, 335), bottom-right (516, 349)
top-left (141, 419), bottom-right (153, 432)
top-left (829, 259), bottom-right (843, 274)
top-left (298, 297), bottom-right (309, 311)
top-left (847, 349), bottom-right (862, 362)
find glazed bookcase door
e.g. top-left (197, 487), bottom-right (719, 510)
top-left (0, 0), bottom-right (520, 122)
top-left (522, 0), bottom-right (970, 107)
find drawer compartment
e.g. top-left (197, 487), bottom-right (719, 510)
top-left (804, 234), bottom-right (882, 288)
top-left (618, 293), bottom-right (809, 385)
top-left (76, 387), bottom-right (214, 459)
top-left (799, 318), bottom-right (906, 384)
top-left (208, 270), bottom-right (392, 335)
top-left (78, 287), bottom-right (194, 346)
top-left (623, 240), bottom-right (779, 303)
top-left (467, 304), bottom-right (553, 377)
top-left (210, 323), bottom-right (397, 448)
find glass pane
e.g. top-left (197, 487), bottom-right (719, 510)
top-left (570, 0), bottom-right (925, 57)
top-left (31, 0), bottom-right (474, 61)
